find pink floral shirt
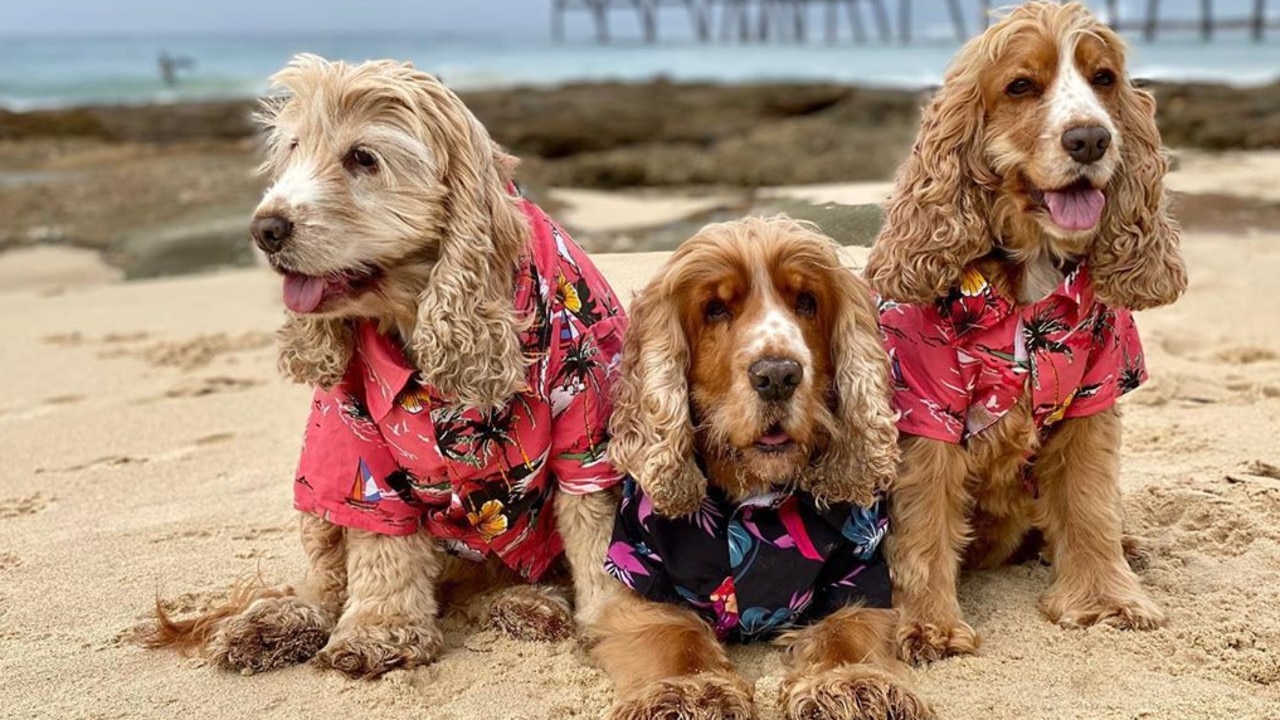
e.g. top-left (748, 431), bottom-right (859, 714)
top-left (293, 196), bottom-right (627, 581)
top-left (878, 263), bottom-right (1147, 444)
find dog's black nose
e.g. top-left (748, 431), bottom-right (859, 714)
top-left (1061, 125), bottom-right (1111, 165)
top-left (748, 358), bottom-right (803, 402)
top-left (251, 215), bottom-right (294, 254)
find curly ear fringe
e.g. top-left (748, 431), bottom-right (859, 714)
top-left (866, 55), bottom-right (995, 305)
top-left (803, 254), bottom-right (901, 506)
top-left (1089, 85), bottom-right (1187, 310)
top-left (607, 286), bottom-right (707, 517)
top-left (277, 315), bottom-right (353, 389)
top-left (406, 76), bottom-right (530, 409)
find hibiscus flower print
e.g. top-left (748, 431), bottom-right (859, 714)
top-left (466, 499), bottom-right (509, 542)
top-left (960, 267), bottom-right (988, 297)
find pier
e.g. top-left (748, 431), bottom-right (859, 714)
top-left (551, 0), bottom-right (1277, 43)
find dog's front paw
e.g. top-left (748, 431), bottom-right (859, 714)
top-left (210, 596), bottom-right (332, 674)
top-left (610, 673), bottom-right (755, 720)
top-left (486, 585), bottom-right (574, 642)
top-left (1040, 584), bottom-right (1166, 631)
top-left (782, 665), bottom-right (934, 720)
top-left (313, 620), bottom-right (442, 679)
top-left (896, 618), bottom-right (978, 665)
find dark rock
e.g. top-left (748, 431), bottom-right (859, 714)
top-left (749, 200), bottom-right (884, 246)
top-left (109, 213), bottom-right (258, 280)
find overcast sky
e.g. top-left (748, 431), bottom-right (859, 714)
top-left (2, 1), bottom-right (554, 38)
top-left (4, 0), bottom-right (1242, 38)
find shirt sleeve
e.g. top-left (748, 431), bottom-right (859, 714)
top-left (293, 362), bottom-right (422, 535)
top-left (879, 301), bottom-right (967, 443)
top-left (546, 314), bottom-right (628, 495)
top-left (1064, 306), bottom-right (1148, 420)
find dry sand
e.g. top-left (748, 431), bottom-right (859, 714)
top-left (3, 180), bottom-right (1280, 719)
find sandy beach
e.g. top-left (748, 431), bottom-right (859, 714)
top-left (3, 146), bottom-right (1280, 717)
top-left (2, 71), bottom-right (1280, 719)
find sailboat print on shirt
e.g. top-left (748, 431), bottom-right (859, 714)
top-left (347, 458), bottom-right (384, 508)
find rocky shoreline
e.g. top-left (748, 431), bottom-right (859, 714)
top-left (2, 79), bottom-right (1278, 277)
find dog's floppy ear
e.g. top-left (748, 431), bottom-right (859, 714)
top-left (404, 73), bottom-right (529, 409)
top-left (608, 277), bottom-right (708, 517)
top-left (865, 57), bottom-right (995, 304)
top-left (1089, 79), bottom-right (1187, 310)
top-left (802, 255), bottom-right (900, 506)
top-left (277, 315), bottom-right (353, 389)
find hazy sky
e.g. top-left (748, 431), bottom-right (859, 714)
top-left (2, 1), bottom-right (553, 37)
top-left (4, 0), bottom-right (1248, 38)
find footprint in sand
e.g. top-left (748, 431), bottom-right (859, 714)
top-left (0, 393), bottom-right (88, 423)
top-left (1210, 346), bottom-right (1278, 365)
top-left (147, 528), bottom-right (214, 544)
top-left (42, 331), bottom-right (150, 347)
top-left (194, 432), bottom-right (235, 446)
top-left (0, 553), bottom-right (21, 570)
top-left (0, 493), bottom-right (50, 519)
top-left (230, 524), bottom-right (291, 541)
top-left (125, 332), bottom-right (274, 371)
top-left (162, 376), bottom-right (264, 400)
top-left (44, 329), bottom-right (272, 372)
top-left (36, 455), bottom-right (146, 475)
top-left (1130, 468), bottom-right (1280, 558)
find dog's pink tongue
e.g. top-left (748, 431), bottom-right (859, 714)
top-left (757, 430), bottom-right (791, 447)
top-left (283, 274), bottom-right (327, 313)
top-left (1044, 187), bottom-right (1105, 231)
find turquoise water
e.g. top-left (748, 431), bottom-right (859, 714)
top-left (1, 32), bottom-right (1278, 110)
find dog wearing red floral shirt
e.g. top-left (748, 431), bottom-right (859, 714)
top-left (141, 54), bottom-right (627, 679)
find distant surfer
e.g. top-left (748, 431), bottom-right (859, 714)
top-left (158, 51), bottom-right (195, 87)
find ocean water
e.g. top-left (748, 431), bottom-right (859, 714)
top-left (1, 30), bottom-right (1278, 110)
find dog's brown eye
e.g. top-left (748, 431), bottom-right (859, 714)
top-left (288, 139), bottom-right (298, 151)
top-left (346, 148), bottom-right (379, 173)
top-left (1006, 78), bottom-right (1037, 98)
top-left (1091, 69), bottom-right (1116, 87)
top-left (704, 300), bottom-right (731, 323)
top-left (795, 291), bottom-right (817, 317)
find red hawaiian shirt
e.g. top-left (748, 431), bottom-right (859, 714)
top-left (878, 263), bottom-right (1147, 444)
top-left (293, 196), bottom-right (627, 581)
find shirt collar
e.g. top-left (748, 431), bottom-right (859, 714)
top-left (354, 321), bottom-right (417, 423)
top-left (351, 210), bottom-right (539, 423)
top-left (945, 261), bottom-right (1094, 337)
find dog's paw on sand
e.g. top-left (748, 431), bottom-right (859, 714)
top-left (781, 665), bottom-right (934, 720)
top-left (1039, 582), bottom-right (1167, 631)
top-left (896, 619), bottom-right (979, 665)
top-left (0, 493), bottom-right (50, 519)
top-left (212, 597), bottom-right (333, 674)
top-left (486, 585), bottom-right (574, 642)
top-left (611, 674), bottom-right (755, 720)
top-left (313, 621), bottom-right (443, 679)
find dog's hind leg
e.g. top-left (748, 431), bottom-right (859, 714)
top-left (207, 513), bottom-right (345, 673)
top-left (143, 513), bottom-right (344, 673)
top-left (778, 606), bottom-right (934, 720)
top-left (313, 527), bottom-right (443, 679)
top-left (485, 488), bottom-right (619, 642)
top-left (1034, 406), bottom-right (1166, 631)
